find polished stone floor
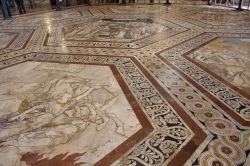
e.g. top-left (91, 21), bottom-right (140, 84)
top-left (0, 4), bottom-right (250, 166)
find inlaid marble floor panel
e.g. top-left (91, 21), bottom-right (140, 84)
top-left (0, 33), bottom-right (16, 49)
top-left (0, 61), bottom-right (142, 166)
top-left (188, 37), bottom-right (250, 96)
top-left (0, 4), bottom-right (250, 166)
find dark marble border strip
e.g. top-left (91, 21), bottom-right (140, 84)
top-left (22, 29), bottom-right (36, 49)
top-left (156, 34), bottom-right (250, 126)
top-left (130, 58), bottom-right (207, 166)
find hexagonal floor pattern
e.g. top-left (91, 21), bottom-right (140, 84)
top-left (0, 4), bottom-right (250, 166)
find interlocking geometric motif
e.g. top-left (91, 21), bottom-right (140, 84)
top-left (0, 4), bottom-right (250, 166)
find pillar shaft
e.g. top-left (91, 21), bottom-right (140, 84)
top-left (237, 0), bottom-right (243, 10)
top-left (1, 0), bottom-right (11, 19)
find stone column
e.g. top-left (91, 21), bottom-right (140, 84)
top-left (1, 0), bottom-right (11, 19)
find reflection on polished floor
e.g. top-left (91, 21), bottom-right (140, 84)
top-left (0, 4), bottom-right (250, 166)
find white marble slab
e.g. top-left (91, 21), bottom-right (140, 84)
top-left (0, 61), bottom-right (141, 166)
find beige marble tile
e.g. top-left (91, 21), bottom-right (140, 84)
top-left (0, 61), bottom-right (141, 166)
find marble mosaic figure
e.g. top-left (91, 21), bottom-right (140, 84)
top-left (0, 75), bottom-right (123, 166)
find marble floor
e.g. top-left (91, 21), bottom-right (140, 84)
top-left (0, 4), bottom-right (250, 166)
